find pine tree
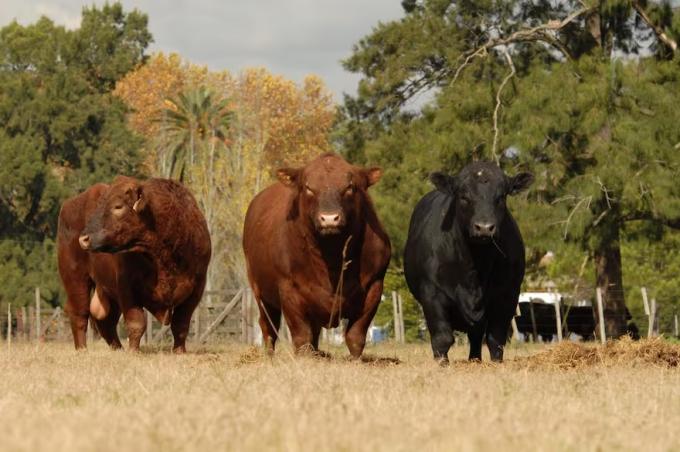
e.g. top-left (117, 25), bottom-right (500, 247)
top-left (0, 3), bottom-right (150, 308)
top-left (340, 0), bottom-right (680, 337)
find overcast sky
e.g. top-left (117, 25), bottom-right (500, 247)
top-left (0, 0), bottom-right (405, 101)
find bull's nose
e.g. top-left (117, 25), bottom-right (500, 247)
top-left (78, 234), bottom-right (91, 250)
top-left (319, 213), bottom-right (341, 227)
top-left (473, 222), bottom-right (496, 236)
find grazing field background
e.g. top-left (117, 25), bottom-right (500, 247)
top-left (2, 339), bottom-right (679, 452)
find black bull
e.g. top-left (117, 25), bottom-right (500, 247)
top-left (404, 162), bottom-right (534, 363)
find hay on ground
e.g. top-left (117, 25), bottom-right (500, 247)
top-left (519, 337), bottom-right (680, 369)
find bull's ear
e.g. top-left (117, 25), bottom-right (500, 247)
top-left (507, 172), bottom-right (534, 195)
top-left (131, 185), bottom-right (147, 213)
top-left (429, 172), bottom-right (456, 195)
top-left (276, 167), bottom-right (301, 188)
top-left (364, 167), bottom-right (382, 187)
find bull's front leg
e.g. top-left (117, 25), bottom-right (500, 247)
top-left (279, 281), bottom-right (315, 354)
top-left (344, 280), bottom-right (383, 358)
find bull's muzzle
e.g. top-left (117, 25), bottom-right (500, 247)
top-left (473, 222), bottom-right (496, 237)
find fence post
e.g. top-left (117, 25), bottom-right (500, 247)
top-left (391, 291), bottom-right (401, 343)
top-left (7, 303), bottom-right (11, 349)
top-left (554, 299), bottom-right (563, 342)
top-left (674, 313), bottom-right (678, 338)
top-left (87, 317), bottom-right (93, 344)
top-left (21, 307), bottom-right (27, 340)
top-left (193, 304), bottom-right (200, 342)
top-left (397, 293), bottom-right (405, 343)
top-left (241, 288), bottom-right (248, 344)
top-left (649, 298), bottom-right (656, 338)
top-left (528, 301), bottom-right (538, 342)
top-left (596, 287), bottom-right (606, 344)
top-left (145, 311), bottom-right (153, 345)
top-left (35, 287), bottom-right (41, 341)
top-left (510, 304), bottom-right (520, 341)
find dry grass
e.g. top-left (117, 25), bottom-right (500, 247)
top-left (1, 339), bottom-right (680, 452)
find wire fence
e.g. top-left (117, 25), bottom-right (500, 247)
top-left (2, 286), bottom-right (677, 346)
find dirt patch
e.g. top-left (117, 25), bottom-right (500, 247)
top-left (517, 337), bottom-right (680, 369)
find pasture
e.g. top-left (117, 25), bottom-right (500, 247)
top-left (2, 339), bottom-right (679, 452)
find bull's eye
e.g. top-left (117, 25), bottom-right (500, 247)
top-left (112, 204), bottom-right (125, 215)
top-left (305, 186), bottom-right (314, 197)
top-left (459, 196), bottom-right (470, 206)
top-left (344, 185), bottom-right (354, 196)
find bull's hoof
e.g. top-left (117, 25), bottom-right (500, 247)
top-left (436, 357), bottom-right (450, 367)
top-left (295, 344), bottom-right (329, 359)
top-left (172, 346), bottom-right (187, 354)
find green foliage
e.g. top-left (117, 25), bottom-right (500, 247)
top-left (373, 269), bottom-right (425, 342)
top-left (0, 3), bottom-right (150, 308)
top-left (339, 0), bottom-right (680, 337)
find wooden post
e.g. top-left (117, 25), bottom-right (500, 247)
top-left (57, 309), bottom-right (64, 341)
top-left (193, 304), bottom-right (200, 342)
top-left (241, 289), bottom-right (248, 343)
top-left (281, 316), bottom-right (291, 342)
top-left (397, 293), bottom-right (405, 343)
top-left (391, 291), bottom-right (401, 343)
top-left (7, 303), bottom-right (11, 349)
top-left (510, 304), bottom-right (520, 341)
top-left (641, 287), bottom-right (650, 315)
top-left (528, 301), bottom-right (538, 342)
top-left (21, 307), bottom-right (27, 340)
top-left (596, 287), bottom-right (606, 344)
top-left (199, 288), bottom-right (243, 343)
top-left (35, 287), bottom-right (41, 341)
top-left (554, 299), bottom-right (563, 342)
top-left (674, 313), bottom-right (678, 338)
top-left (649, 298), bottom-right (656, 338)
top-left (28, 307), bottom-right (34, 342)
top-left (247, 289), bottom-right (256, 344)
top-left (146, 311), bottom-right (153, 345)
top-left (87, 316), bottom-right (93, 344)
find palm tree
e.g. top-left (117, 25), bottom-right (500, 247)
top-left (159, 86), bottom-right (233, 182)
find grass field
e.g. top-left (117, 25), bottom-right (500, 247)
top-left (1, 339), bottom-right (680, 452)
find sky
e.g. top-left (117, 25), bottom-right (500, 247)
top-left (0, 0), bottom-right (405, 101)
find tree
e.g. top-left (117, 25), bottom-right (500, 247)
top-left (341, 0), bottom-right (680, 337)
top-left (0, 3), bottom-right (150, 309)
top-left (115, 59), bottom-right (337, 290)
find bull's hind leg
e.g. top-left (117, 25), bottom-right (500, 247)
top-left (62, 279), bottom-right (92, 350)
top-left (467, 326), bottom-right (484, 361)
top-left (256, 299), bottom-right (281, 356)
top-left (486, 318), bottom-right (510, 362)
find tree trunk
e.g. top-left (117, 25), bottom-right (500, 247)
top-left (594, 224), bottom-right (628, 338)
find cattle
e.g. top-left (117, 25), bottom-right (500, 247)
top-left (242, 152), bottom-right (391, 358)
top-left (57, 176), bottom-right (211, 352)
top-left (404, 161), bottom-right (533, 363)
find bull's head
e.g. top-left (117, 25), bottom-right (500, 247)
top-left (79, 176), bottom-right (151, 253)
top-left (277, 154), bottom-right (382, 236)
top-left (430, 162), bottom-right (533, 241)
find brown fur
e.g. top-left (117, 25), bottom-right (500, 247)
top-left (57, 177), bottom-right (211, 352)
top-left (242, 153), bottom-right (391, 358)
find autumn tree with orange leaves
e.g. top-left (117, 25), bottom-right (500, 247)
top-left (115, 53), bottom-right (336, 289)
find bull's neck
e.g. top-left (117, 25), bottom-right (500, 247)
top-left (454, 220), bottom-right (501, 279)
top-left (297, 223), bottom-right (361, 270)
